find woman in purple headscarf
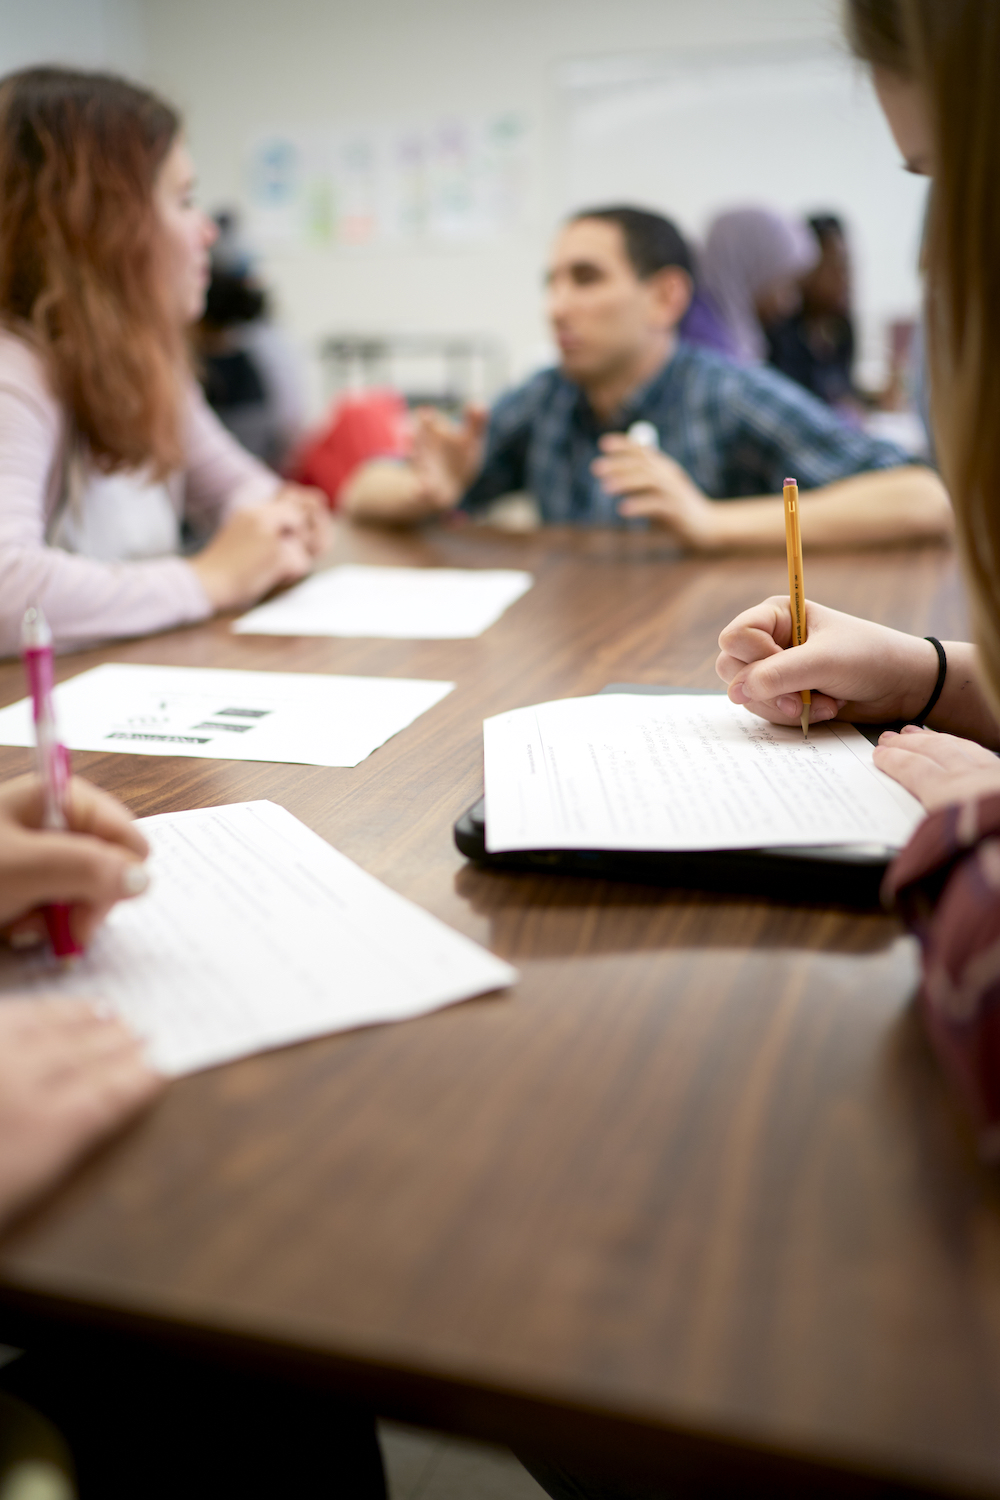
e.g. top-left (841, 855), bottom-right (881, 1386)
top-left (683, 205), bottom-right (819, 364)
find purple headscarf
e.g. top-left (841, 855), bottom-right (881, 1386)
top-left (699, 207), bottom-right (819, 364)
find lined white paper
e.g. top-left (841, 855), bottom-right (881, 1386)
top-left (0, 801), bottom-right (517, 1075)
top-left (484, 694), bottom-right (925, 853)
top-left (0, 663), bottom-right (453, 768)
top-left (233, 564), bottom-right (533, 639)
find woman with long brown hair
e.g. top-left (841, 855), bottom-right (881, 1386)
top-left (0, 67), bottom-right (328, 656)
top-left (715, 0), bottom-right (1000, 1162)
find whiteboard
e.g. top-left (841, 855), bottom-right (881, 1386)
top-left (555, 43), bottom-right (929, 381)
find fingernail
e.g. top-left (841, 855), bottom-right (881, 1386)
top-left (776, 695), bottom-right (798, 717)
top-left (813, 704), bottom-right (835, 721)
top-left (879, 730), bottom-right (898, 743)
top-left (730, 681), bottom-right (747, 703)
top-left (121, 863), bottom-right (150, 897)
top-left (9, 927), bottom-right (44, 949)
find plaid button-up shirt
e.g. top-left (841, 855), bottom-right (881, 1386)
top-left (461, 341), bottom-right (912, 524)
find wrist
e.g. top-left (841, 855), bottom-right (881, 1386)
top-left (897, 636), bottom-right (943, 723)
top-left (683, 497), bottom-right (737, 553)
top-left (189, 555), bottom-right (233, 612)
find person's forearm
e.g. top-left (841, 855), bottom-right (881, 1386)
top-left (702, 465), bottom-right (953, 551)
top-left (341, 461), bottom-right (440, 524)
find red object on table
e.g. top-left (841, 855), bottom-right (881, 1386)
top-left (288, 389), bottom-right (411, 507)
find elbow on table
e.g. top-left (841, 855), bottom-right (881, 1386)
top-left (886, 464), bottom-right (955, 541)
top-left (341, 460), bottom-right (425, 525)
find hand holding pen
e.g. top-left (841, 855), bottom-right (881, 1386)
top-left (14, 608), bottom-right (149, 956)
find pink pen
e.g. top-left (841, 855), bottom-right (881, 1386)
top-left (21, 606), bottom-right (81, 959)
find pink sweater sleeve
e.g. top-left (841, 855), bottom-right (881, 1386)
top-left (0, 343), bottom-right (278, 659)
top-left (180, 381), bottom-right (281, 531)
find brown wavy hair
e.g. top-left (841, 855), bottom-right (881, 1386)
top-left (846, 0), bottom-right (1000, 714)
top-left (0, 67), bottom-right (185, 476)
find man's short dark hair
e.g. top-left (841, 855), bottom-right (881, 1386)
top-left (569, 205), bottom-right (694, 281)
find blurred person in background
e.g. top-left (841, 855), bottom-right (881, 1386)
top-left (766, 213), bottom-right (862, 412)
top-left (694, 205), bottom-right (819, 365)
top-left (197, 211), bottom-right (308, 471)
top-left (343, 205), bottom-right (951, 550)
top-left (0, 70), bottom-right (329, 658)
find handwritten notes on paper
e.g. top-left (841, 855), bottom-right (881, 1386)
top-left (0, 802), bottom-right (517, 1075)
top-left (0, 663), bottom-right (454, 768)
top-left (483, 694), bottom-right (925, 853)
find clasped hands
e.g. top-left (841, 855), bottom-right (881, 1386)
top-left (191, 482), bottom-right (332, 611)
top-left (716, 595), bottom-right (1000, 812)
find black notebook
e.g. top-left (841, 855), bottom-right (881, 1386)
top-left (453, 686), bottom-right (904, 908)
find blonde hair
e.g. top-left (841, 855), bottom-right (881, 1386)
top-left (847, 0), bottom-right (1000, 714)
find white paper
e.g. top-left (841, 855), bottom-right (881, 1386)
top-left (233, 565), bottom-right (533, 639)
top-left (0, 801), bottom-right (517, 1075)
top-left (0, 663), bottom-right (453, 768)
top-left (483, 694), bottom-right (926, 853)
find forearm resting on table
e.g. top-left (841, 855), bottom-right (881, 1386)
top-left (705, 466), bottom-right (953, 551)
top-left (341, 461), bottom-right (439, 524)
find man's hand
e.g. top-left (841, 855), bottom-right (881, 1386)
top-left (591, 435), bottom-right (720, 548)
top-left (872, 726), bottom-right (1000, 812)
top-left (0, 999), bottom-right (162, 1231)
top-left (342, 405), bottom-right (488, 524)
top-left (410, 404), bottom-right (489, 511)
top-left (0, 775), bottom-right (149, 951)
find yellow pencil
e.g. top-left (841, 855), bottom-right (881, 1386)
top-left (783, 477), bottom-right (810, 739)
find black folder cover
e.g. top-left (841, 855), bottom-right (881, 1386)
top-left (453, 686), bottom-right (893, 908)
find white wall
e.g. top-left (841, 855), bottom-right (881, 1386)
top-left (556, 42), bottom-right (928, 383)
top-left (138, 0), bottom-right (908, 411)
top-left (0, 0), bottom-right (145, 77)
top-left (0, 1), bottom-right (925, 413)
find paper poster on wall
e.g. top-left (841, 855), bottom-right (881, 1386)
top-left (245, 113), bottom-right (529, 248)
top-left (246, 132), bottom-right (334, 247)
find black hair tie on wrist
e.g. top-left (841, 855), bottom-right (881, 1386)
top-left (912, 637), bottom-right (947, 726)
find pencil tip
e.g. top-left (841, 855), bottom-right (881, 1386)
top-left (801, 705), bottom-right (809, 739)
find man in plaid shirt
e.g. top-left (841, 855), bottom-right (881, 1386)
top-left (343, 207), bottom-right (951, 550)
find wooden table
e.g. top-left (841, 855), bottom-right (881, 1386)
top-left (0, 522), bottom-right (997, 1499)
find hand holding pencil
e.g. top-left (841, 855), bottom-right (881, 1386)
top-left (782, 478), bottom-right (811, 738)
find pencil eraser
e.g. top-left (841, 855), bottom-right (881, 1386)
top-left (784, 477), bottom-right (797, 486)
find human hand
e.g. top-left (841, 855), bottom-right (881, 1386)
top-left (591, 436), bottom-right (720, 548)
top-left (272, 483), bottom-right (333, 559)
top-left (410, 403), bottom-right (488, 512)
top-left (0, 775), bottom-right (149, 951)
top-left (190, 497), bottom-right (317, 611)
top-left (872, 725), bottom-right (1000, 812)
top-left (0, 999), bottom-right (162, 1230)
top-left (716, 596), bottom-right (941, 729)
